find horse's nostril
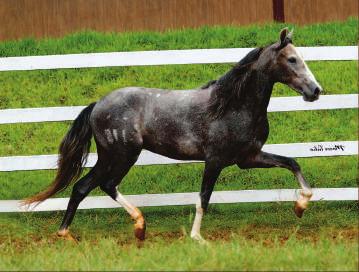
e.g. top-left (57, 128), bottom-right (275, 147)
top-left (314, 87), bottom-right (320, 96)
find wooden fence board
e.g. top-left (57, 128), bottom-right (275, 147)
top-left (0, 0), bottom-right (356, 40)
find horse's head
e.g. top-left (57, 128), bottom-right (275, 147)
top-left (258, 28), bottom-right (323, 102)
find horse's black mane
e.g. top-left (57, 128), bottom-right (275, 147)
top-left (204, 47), bottom-right (264, 119)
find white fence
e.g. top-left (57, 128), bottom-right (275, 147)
top-left (0, 141), bottom-right (357, 172)
top-left (1, 46), bottom-right (357, 71)
top-left (0, 94), bottom-right (357, 124)
top-left (0, 46), bottom-right (357, 212)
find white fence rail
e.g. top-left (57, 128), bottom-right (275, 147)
top-left (0, 141), bottom-right (356, 172)
top-left (1, 188), bottom-right (357, 213)
top-left (0, 46), bottom-right (357, 213)
top-left (0, 94), bottom-right (357, 124)
top-left (0, 46), bottom-right (356, 71)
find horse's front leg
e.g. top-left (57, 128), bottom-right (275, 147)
top-left (191, 163), bottom-right (222, 243)
top-left (238, 151), bottom-right (312, 218)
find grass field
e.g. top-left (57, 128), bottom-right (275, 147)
top-left (0, 200), bottom-right (358, 270)
top-left (0, 19), bottom-right (358, 271)
top-left (0, 203), bottom-right (357, 271)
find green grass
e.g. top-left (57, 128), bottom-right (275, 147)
top-left (0, 18), bottom-right (357, 57)
top-left (0, 58), bottom-right (357, 110)
top-left (0, 202), bottom-right (357, 271)
top-left (0, 19), bottom-right (357, 271)
top-left (1, 235), bottom-right (357, 271)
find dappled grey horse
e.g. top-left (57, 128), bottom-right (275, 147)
top-left (24, 28), bottom-right (322, 242)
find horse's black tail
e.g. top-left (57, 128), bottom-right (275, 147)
top-left (23, 102), bottom-right (97, 205)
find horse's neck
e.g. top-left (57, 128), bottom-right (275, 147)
top-left (240, 70), bottom-right (274, 112)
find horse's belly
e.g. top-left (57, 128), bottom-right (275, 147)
top-left (142, 135), bottom-right (205, 161)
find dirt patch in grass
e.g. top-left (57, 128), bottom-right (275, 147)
top-left (1, 225), bottom-right (357, 253)
top-left (240, 224), bottom-right (358, 244)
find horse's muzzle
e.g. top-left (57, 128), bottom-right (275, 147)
top-left (302, 85), bottom-right (322, 102)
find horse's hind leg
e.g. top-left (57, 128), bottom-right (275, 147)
top-left (57, 165), bottom-right (104, 241)
top-left (238, 151), bottom-right (313, 218)
top-left (99, 157), bottom-right (146, 241)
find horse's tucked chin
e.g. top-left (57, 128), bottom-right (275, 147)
top-left (302, 91), bottom-right (319, 102)
top-left (302, 93), bottom-right (319, 102)
top-left (291, 86), bottom-right (319, 102)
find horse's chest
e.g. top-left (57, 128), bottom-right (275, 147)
top-left (231, 112), bottom-right (268, 139)
top-left (207, 114), bottom-right (269, 163)
top-left (252, 116), bottom-right (269, 142)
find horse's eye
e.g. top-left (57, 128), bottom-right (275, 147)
top-left (288, 57), bottom-right (297, 64)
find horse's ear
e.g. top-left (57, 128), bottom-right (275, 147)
top-left (276, 27), bottom-right (292, 50)
top-left (287, 28), bottom-right (294, 40)
top-left (279, 28), bottom-right (289, 44)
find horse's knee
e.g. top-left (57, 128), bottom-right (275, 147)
top-left (288, 158), bottom-right (301, 172)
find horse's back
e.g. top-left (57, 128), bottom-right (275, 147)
top-left (89, 86), bottom-right (210, 160)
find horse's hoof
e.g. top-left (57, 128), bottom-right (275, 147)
top-left (134, 227), bottom-right (146, 241)
top-left (57, 229), bottom-right (78, 243)
top-left (134, 221), bottom-right (146, 241)
top-left (190, 233), bottom-right (209, 245)
top-left (294, 202), bottom-right (305, 218)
